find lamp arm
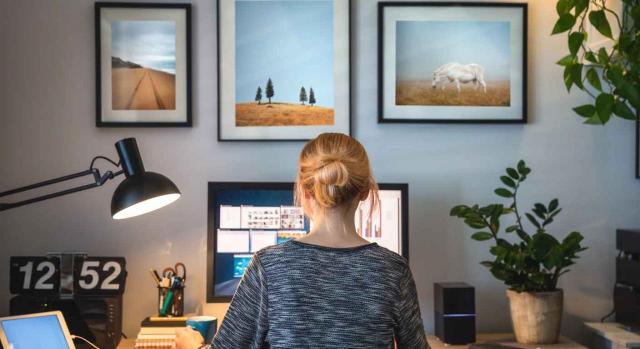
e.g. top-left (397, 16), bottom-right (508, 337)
top-left (0, 163), bottom-right (124, 212)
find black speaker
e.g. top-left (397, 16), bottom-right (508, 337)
top-left (434, 282), bottom-right (476, 345)
top-left (615, 229), bottom-right (640, 328)
top-left (614, 285), bottom-right (640, 327)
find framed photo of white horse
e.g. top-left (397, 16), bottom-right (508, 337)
top-left (378, 2), bottom-right (527, 123)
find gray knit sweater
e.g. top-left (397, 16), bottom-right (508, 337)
top-left (209, 240), bottom-right (428, 349)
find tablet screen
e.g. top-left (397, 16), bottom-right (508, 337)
top-left (1, 314), bottom-right (70, 349)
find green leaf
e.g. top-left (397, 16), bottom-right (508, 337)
top-left (536, 203), bottom-right (548, 214)
top-left (556, 0), bottom-right (575, 15)
top-left (595, 93), bottom-right (615, 124)
top-left (598, 48), bottom-right (611, 67)
top-left (526, 213), bottom-right (541, 229)
top-left (563, 65), bottom-right (574, 91)
top-left (557, 54), bottom-right (575, 66)
top-left (617, 81), bottom-right (640, 110)
top-left (586, 68), bottom-right (602, 91)
top-left (517, 160), bottom-right (526, 174)
top-left (480, 261), bottom-right (494, 268)
top-left (569, 32), bottom-right (585, 56)
top-left (531, 233), bottom-right (560, 262)
top-left (562, 231), bottom-right (584, 247)
top-left (552, 13), bottom-right (576, 34)
top-left (495, 188), bottom-right (513, 198)
top-left (573, 104), bottom-right (596, 118)
top-left (574, 0), bottom-right (588, 15)
top-left (548, 199), bottom-right (559, 212)
top-left (584, 51), bottom-right (598, 64)
top-left (471, 232), bottom-right (493, 241)
top-left (605, 65), bottom-right (623, 85)
top-left (506, 225), bottom-right (518, 233)
top-left (516, 229), bottom-right (532, 242)
top-left (613, 101), bottom-right (638, 120)
top-left (465, 219), bottom-right (486, 229)
top-left (589, 10), bottom-right (613, 39)
top-left (491, 204), bottom-right (504, 216)
top-left (490, 213), bottom-right (501, 232)
top-left (570, 63), bottom-right (584, 89)
top-left (450, 205), bottom-right (469, 216)
top-left (506, 168), bottom-right (519, 180)
top-left (532, 208), bottom-right (546, 220)
top-left (583, 113), bottom-right (604, 125)
top-left (500, 176), bottom-right (516, 188)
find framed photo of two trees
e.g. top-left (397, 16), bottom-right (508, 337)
top-left (218, 0), bottom-right (351, 141)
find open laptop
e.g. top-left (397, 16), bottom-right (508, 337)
top-left (0, 311), bottom-right (76, 349)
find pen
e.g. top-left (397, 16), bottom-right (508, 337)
top-left (153, 269), bottom-right (162, 283)
top-left (150, 269), bottom-right (161, 285)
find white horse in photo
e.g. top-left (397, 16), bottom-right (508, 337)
top-left (431, 63), bottom-right (487, 93)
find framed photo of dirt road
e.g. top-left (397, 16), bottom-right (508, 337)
top-left (218, 0), bottom-right (351, 141)
top-left (378, 2), bottom-right (527, 123)
top-left (95, 3), bottom-right (191, 127)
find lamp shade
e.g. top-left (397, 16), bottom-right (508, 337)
top-left (111, 172), bottom-right (180, 219)
top-left (110, 138), bottom-right (181, 219)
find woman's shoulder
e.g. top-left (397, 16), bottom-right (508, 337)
top-left (368, 244), bottom-right (411, 272)
top-left (255, 240), bottom-right (409, 269)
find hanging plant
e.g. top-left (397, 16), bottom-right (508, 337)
top-left (552, 0), bottom-right (639, 124)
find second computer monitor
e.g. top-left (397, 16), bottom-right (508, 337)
top-left (206, 182), bottom-right (408, 301)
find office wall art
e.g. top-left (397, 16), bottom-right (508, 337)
top-left (95, 3), bottom-right (192, 127)
top-left (378, 2), bottom-right (527, 123)
top-left (218, 0), bottom-right (350, 141)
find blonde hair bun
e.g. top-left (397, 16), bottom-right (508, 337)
top-left (314, 156), bottom-right (349, 187)
top-left (295, 133), bottom-right (379, 212)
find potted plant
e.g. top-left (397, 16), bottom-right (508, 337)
top-left (450, 160), bottom-right (587, 344)
top-left (551, 0), bottom-right (639, 124)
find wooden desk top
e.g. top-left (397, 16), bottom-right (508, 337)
top-left (427, 333), bottom-right (585, 349)
top-left (118, 333), bottom-right (584, 348)
top-left (584, 322), bottom-right (640, 348)
top-left (117, 339), bottom-right (135, 349)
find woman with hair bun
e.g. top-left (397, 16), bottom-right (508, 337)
top-left (177, 133), bottom-right (428, 349)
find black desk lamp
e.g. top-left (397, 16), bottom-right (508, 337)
top-left (0, 138), bottom-right (180, 219)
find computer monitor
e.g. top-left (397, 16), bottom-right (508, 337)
top-left (0, 311), bottom-right (75, 349)
top-left (206, 182), bottom-right (409, 302)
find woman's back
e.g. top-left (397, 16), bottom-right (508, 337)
top-left (213, 240), bottom-right (427, 349)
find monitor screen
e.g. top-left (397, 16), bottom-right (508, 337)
top-left (206, 182), bottom-right (408, 301)
top-left (0, 314), bottom-right (71, 349)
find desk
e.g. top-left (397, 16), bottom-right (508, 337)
top-left (116, 339), bottom-right (135, 349)
top-left (584, 322), bottom-right (640, 349)
top-left (427, 333), bottom-right (585, 349)
top-left (118, 333), bottom-right (586, 349)
top-left (118, 334), bottom-right (583, 349)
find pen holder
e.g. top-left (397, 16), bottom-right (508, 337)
top-left (158, 286), bottom-right (184, 317)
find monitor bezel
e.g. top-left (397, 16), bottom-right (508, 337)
top-left (206, 181), bottom-right (409, 303)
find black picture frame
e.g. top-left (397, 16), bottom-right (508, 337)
top-left (378, 2), bottom-right (528, 124)
top-left (206, 182), bottom-right (409, 302)
top-left (636, 118), bottom-right (639, 179)
top-left (95, 2), bottom-right (192, 127)
top-left (216, 0), bottom-right (352, 141)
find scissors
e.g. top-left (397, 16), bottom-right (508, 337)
top-left (162, 262), bottom-right (187, 282)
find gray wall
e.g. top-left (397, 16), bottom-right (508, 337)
top-left (1, 0), bottom-right (639, 341)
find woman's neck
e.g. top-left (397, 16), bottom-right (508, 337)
top-left (297, 204), bottom-right (370, 248)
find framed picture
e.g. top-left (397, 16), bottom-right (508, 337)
top-left (378, 2), bottom-right (527, 123)
top-left (218, 0), bottom-right (351, 141)
top-left (637, 119), bottom-right (640, 179)
top-left (95, 3), bottom-right (192, 127)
